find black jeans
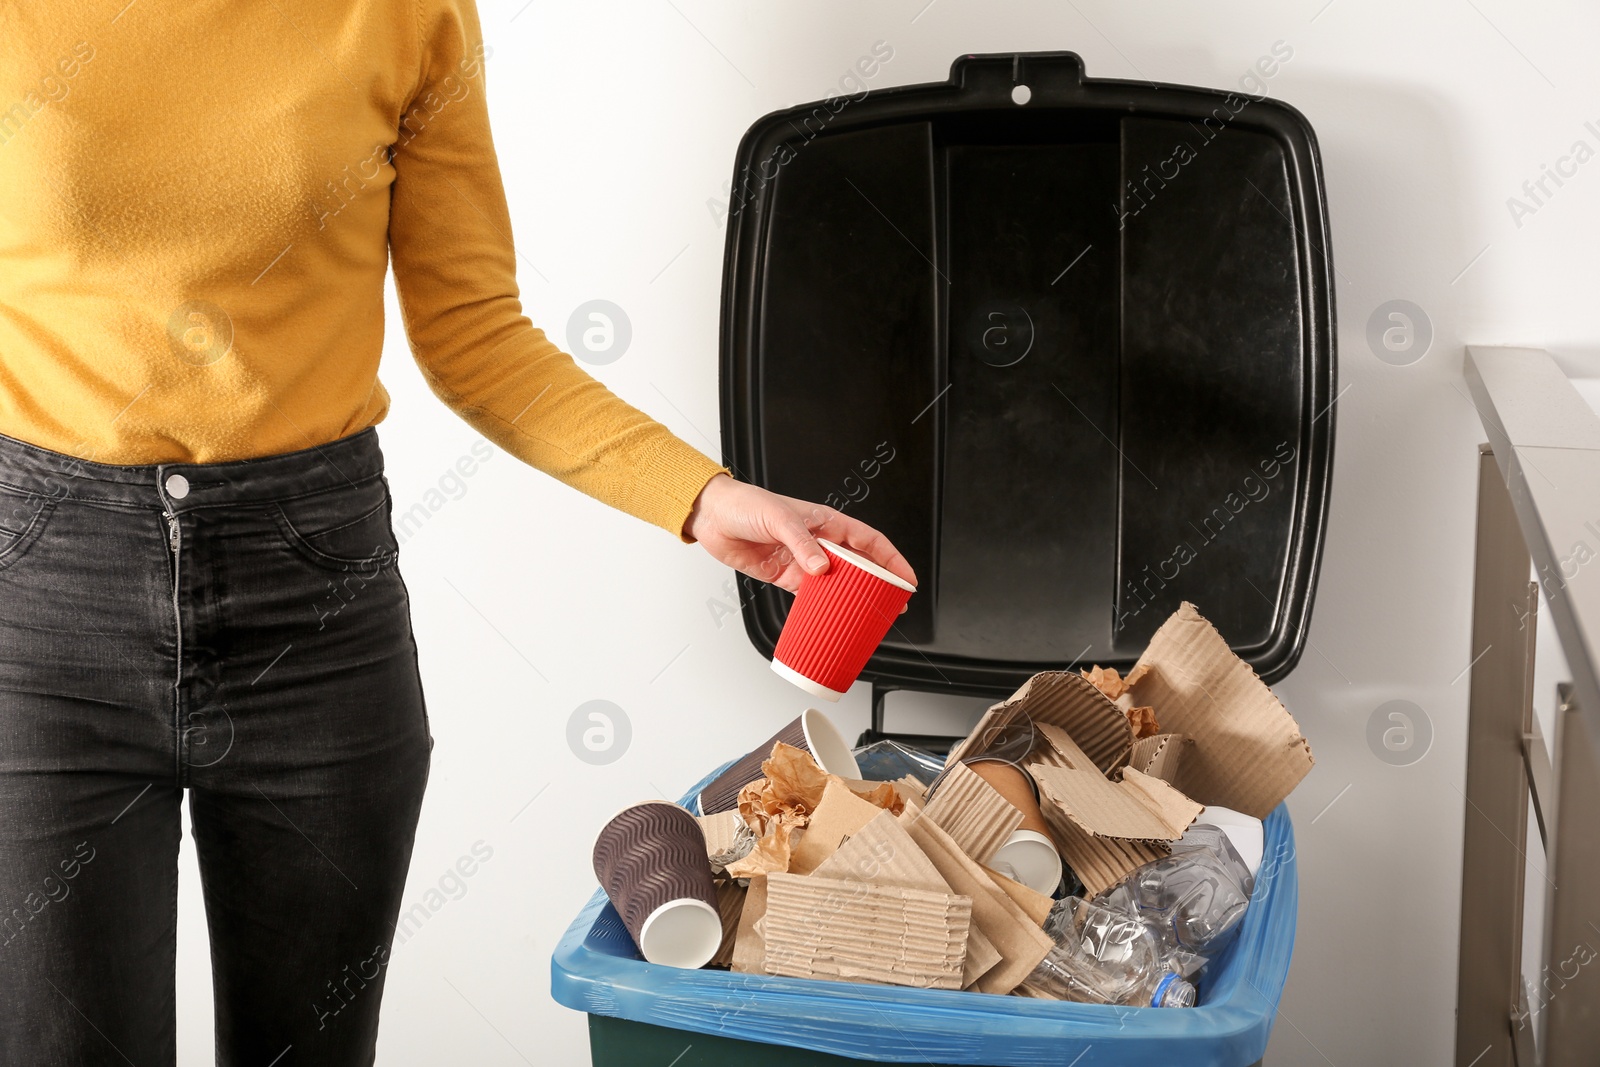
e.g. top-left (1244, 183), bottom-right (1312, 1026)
top-left (0, 427), bottom-right (432, 1066)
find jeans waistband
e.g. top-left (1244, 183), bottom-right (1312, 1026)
top-left (0, 428), bottom-right (386, 513)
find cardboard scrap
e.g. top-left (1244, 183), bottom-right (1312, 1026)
top-left (903, 812), bottom-right (1054, 995)
top-left (730, 875), bottom-right (769, 974)
top-left (922, 761), bottom-right (1024, 866)
top-left (1128, 732), bottom-right (1188, 784)
top-left (950, 672), bottom-right (1133, 776)
top-left (789, 778), bottom-right (886, 875)
top-left (893, 775), bottom-right (930, 804)
top-left (1029, 724), bottom-right (1201, 840)
top-left (699, 809), bottom-right (756, 875)
top-left (761, 872), bottom-right (971, 990)
top-left (1027, 723), bottom-right (1203, 895)
top-left (980, 864), bottom-right (1055, 927)
top-left (1044, 821), bottom-right (1166, 899)
top-left (1127, 602), bottom-right (1315, 818)
top-left (812, 811), bottom-right (1002, 990)
top-left (710, 880), bottom-right (746, 969)
top-left (697, 810), bottom-right (744, 856)
top-left (812, 811), bottom-right (945, 891)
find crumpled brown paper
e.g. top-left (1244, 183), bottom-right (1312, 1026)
top-left (1080, 663), bottom-right (1149, 699)
top-left (725, 743), bottom-right (904, 879)
top-left (848, 780), bottom-right (906, 815)
top-left (1081, 664), bottom-right (1160, 739)
top-left (1124, 703), bottom-right (1161, 740)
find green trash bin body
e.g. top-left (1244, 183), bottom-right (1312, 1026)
top-left (588, 1016), bottom-right (1267, 1067)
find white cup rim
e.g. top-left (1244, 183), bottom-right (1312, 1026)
top-left (800, 707), bottom-right (862, 778)
top-left (815, 538), bottom-right (916, 593)
top-left (770, 658), bottom-right (844, 701)
top-left (637, 897), bottom-right (722, 969)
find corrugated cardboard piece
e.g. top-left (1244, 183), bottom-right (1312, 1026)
top-left (1129, 732), bottom-right (1188, 783)
top-left (761, 872), bottom-right (972, 990)
top-left (730, 875), bottom-right (769, 974)
top-left (922, 761), bottom-right (1024, 866)
top-left (1128, 601), bottom-right (1315, 818)
top-left (812, 811), bottom-right (944, 890)
top-left (789, 778), bottom-right (884, 874)
top-left (1047, 823), bottom-right (1166, 899)
top-left (903, 813), bottom-right (1054, 994)
top-left (950, 671), bottom-right (1133, 775)
top-left (1028, 724), bottom-right (1201, 841)
top-left (812, 811), bottom-right (1003, 990)
top-left (1027, 722), bottom-right (1201, 895)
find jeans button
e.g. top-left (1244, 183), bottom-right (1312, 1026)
top-left (165, 474), bottom-right (190, 499)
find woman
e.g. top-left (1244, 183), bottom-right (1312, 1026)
top-left (0, 2), bottom-right (913, 1063)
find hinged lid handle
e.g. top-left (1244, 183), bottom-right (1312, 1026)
top-left (950, 51), bottom-right (1086, 104)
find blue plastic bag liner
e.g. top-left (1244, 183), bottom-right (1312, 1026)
top-left (552, 760), bottom-right (1298, 1066)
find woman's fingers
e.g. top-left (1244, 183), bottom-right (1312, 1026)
top-left (807, 509), bottom-right (918, 588)
top-left (768, 506), bottom-right (830, 576)
top-left (688, 479), bottom-right (916, 597)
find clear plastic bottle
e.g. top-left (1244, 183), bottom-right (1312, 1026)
top-left (1095, 824), bottom-right (1256, 973)
top-left (1024, 897), bottom-right (1197, 1008)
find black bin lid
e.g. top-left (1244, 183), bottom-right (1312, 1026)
top-left (719, 52), bottom-right (1336, 701)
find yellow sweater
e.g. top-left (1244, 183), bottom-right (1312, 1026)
top-left (0, 1), bottom-right (727, 538)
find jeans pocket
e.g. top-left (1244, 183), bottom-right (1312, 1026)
top-left (0, 484), bottom-right (58, 573)
top-left (270, 476), bottom-right (400, 574)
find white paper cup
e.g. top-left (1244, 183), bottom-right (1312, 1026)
top-left (991, 829), bottom-right (1063, 895)
top-left (637, 897), bottom-right (724, 969)
top-left (799, 706), bottom-right (861, 778)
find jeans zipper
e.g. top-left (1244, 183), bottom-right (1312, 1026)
top-left (164, 507), bottom-right (183, 777)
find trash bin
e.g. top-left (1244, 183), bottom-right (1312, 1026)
top-left (552, 49), bottom-right (1333, 1066)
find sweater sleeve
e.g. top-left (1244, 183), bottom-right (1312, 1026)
top-left (387, 0), bottom-right (728, 541)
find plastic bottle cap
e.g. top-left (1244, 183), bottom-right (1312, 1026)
top-left (1151, 970), bottom-right (1196, 1008)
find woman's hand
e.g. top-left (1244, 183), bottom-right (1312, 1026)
top-left (683, 474), bottom-right (916, 595)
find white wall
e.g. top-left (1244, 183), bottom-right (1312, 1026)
top-left (174, 1), bottom-right (1600, 1063)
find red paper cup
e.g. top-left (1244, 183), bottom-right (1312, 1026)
top-left (770, 538), bottom-right (916, 701)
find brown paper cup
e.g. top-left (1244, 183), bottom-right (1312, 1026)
top-left (696, 708), bottom-right (860, 815)
top-left (968, 760), bottom-right (1063, 894)
top-left (592, 801), bottom-right (722, 968)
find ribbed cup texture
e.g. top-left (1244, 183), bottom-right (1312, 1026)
top-left (772, 545), bottom-right (914, 695)
top-left (696, 716), bottom-right (808, 816)
top-left (591, 802), bottom-right (718, 952)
